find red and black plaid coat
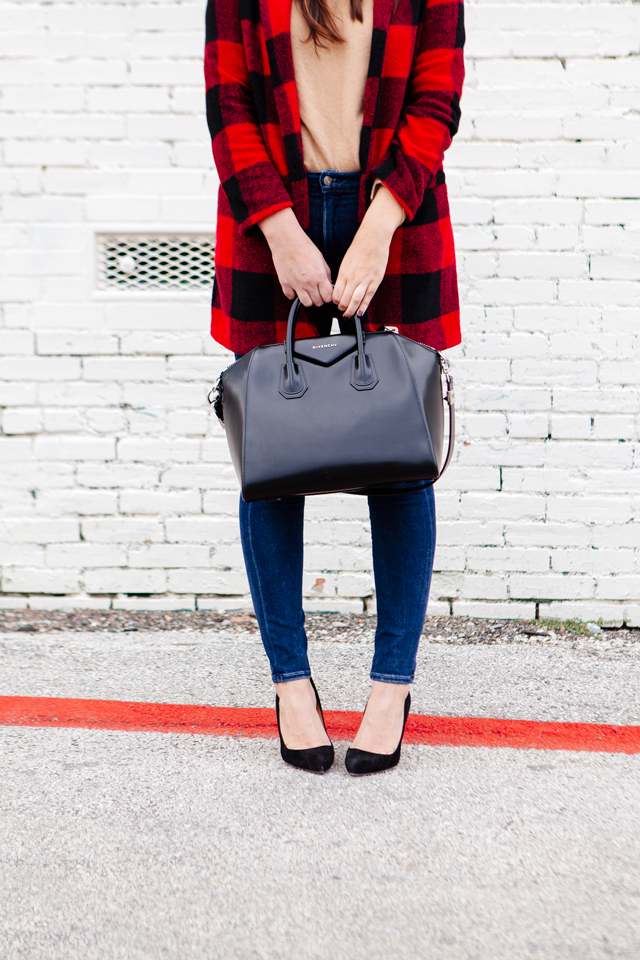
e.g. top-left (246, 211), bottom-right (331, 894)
top-left (204, 0), bottom-right (465, 354)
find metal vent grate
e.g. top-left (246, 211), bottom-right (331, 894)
top-left (97, 234), bottom-right (215, 291)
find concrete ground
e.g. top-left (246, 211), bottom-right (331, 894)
top-left (1, 624), bottom-right (640, 959)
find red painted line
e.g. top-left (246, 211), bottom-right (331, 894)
top-left (1, 696), bottom-right (640, 753)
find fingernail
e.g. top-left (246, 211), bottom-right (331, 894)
top-left (357, 310), bottom-right (364, 317)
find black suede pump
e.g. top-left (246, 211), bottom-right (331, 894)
top-left (344, 692), bottom-right (411, 776)
top-left (275, 677), bottom-right (334, 774)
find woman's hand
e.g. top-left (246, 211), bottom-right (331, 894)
top-left (333, 185), bottom-right (405, 318)
top-left (259, 207), bottom-right (333, 308)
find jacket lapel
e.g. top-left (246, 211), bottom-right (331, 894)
top-left (360, 0), bottom-right (396, 172)
top-left (259, 0), bottom-right (302, 139)
top-left (260, 0), bottom-right (308, 221)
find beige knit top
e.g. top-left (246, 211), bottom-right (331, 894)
top-left (290, 0), bottom-right (373, 172)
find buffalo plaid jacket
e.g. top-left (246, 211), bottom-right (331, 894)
top-left (204, 0), bottom-right (465, 354)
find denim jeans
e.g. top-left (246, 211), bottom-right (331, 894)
top-left (304, 169), bottom-right (361, 336)
top-left (237, 170), bottom-right (437, 685)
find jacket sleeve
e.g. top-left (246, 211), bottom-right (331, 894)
top-left (372, 0), bottom-right (465, 221)
top-left (204, 0), bottom-right (293, 235)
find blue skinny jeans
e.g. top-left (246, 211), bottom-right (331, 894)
top-left (238, 171), bottom-right (437, 684)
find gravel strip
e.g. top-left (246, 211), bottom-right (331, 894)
top-left (1, 609), bottom-right (638, 654)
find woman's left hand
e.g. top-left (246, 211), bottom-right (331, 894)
top-left (333, 184), bottom-right (405, 318)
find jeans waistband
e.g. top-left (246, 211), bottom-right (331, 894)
top-left (307, 170), bottom-right (362, 194)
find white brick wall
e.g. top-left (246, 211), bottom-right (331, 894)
top-left (1, 0), bottom-right (639, 623)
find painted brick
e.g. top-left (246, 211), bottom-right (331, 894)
top-left (41, 408), bottom-right (84, 433)
top-left (460, 575), bottom-right (509, 601)
top-left (509, 575), bottom-right (596, 601)
top-left (83, 358), bottom-right (166, 381)
top-left (165, 517), bottom-right (239, 543)
top-left (34, 489), bottom-right (119, 516)
top-left (77, 463), bottom-right (160, 488)
top-left (595, 577), bottom-right (640, 602)
top-left (202, 491), bottom-right (243, 515)
top-left (508, 414), bottom-right (549, 439)
top-left (546, 496), bottom-right (632, 525)
top-left (82, 567), bottom-right (167, 595)
top-left (538, 601), bottom-right (626, 628)
top-left (0, 330), bottom-right (34, 355)
top-left (336, 574), bottom-right (374, 598)
top-left (454, 601), bottom-right (536, 621)
top-left (119, 489), bottom-right (201, 515)
top-left (201, 439), bottom-right (233, 463)
top-left (0, 357), bottom-right (81, 381)
top-left (303, 573), bottom-right (338, 598)
top-left (302, 598), bottom-right (364, 614)
top-left (0, 544), bottom-right (45, 567)
top-left (116, 438), bottom-right (200, 462)
top-left (592, 416), bottom-right (636, 441)
top-left (196, 596), bottom-right (254, 612)
top-left (2, 408), bottom-right (44, 434)
top-left (37, 382), bottom-right (123, 407)
top-left (210, 543), bottom-right (244, 568)
top-left (625, 605), bottom-right (640, 629)
top-left (0, 596), bottom-right (29, 609)
top-left (590, 524), bottom-right (640, 549)
top-left (34, 436), bottom-right (116, 461)
top-left (119, 333), bottom-right (204, 355)
top-left (2, 567), bottom-right (80, 594)
top-left (112, 595), bottom-right (196, 612)
top-left (425, 600), bottom-right (451, 618)
top-left (505, 522), bottom-right (590, 549)
top-left (128, 544), bottom-right (211, 568)
top-left (80, 519), bottom-right (164, 543)
top-left (166, 409), bottom-right (209, 436)
top-left (44, 543), bottom-right (127, 569)
top-left (305, 521), bottom-right (370, 548)
top-left (167, 569), bottom-right (249, 595)
top-left (37, 333), bottom-right (119, 356)
top-left (160, 464), bottom-right (238, 490)
top-left (460, 493), bottom-right (546, 523)
top-left (26, 595), bottom-right (113, 611)
top-left (467, 546), bottom-right (549, 574)
top-left (0, 520), bottom-right (79, 544)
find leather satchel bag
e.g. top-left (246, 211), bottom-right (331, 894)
top-left (209, 298), bottom-right (455, 502)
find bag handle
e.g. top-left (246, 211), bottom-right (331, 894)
top-left (280, 298), bottom-right (377, 397)
top-left (279, 298), bottom-right (456, 483)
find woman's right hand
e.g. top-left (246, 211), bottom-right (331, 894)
top-left (258, 207), bottom-right (334, 308)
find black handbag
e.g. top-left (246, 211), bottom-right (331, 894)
top-left (209, 298), bottom-right (455, 502)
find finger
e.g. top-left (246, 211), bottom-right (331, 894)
top-left (282, 284), bottom-right (296, 300)
top-left (355, 282), bottom-right (377, 318)
top-left (342, 281), bottom-right (369, 318)
top-left (332, 276), bottom-right (346, 307)
top-left (318, 275), bottom-right (334, 304)
top-left (309, 286), bottom-right (325, 308)
top-left (335, 274), bottom-right (355, 311)
top-left (337, 277), bottom-right (363, 314)
top-left (298, 290), bottom-right (313, 308)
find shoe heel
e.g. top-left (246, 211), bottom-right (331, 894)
top-left (345, 692), bottom-right (411, 777)
top-left (276, 679), bottom-right (335, 774)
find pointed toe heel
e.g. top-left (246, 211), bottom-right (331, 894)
top-left (345, 692), bottom-right (411, 777)
top-left (276, 677), bottom-right (335, 774)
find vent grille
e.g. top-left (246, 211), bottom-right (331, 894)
top-left (97, 234), bottom-right (215, 291)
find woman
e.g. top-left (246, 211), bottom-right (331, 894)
top-left (204, 0), bottom-right (464, 775)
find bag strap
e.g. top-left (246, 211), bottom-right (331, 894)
top-left (438, 359), bottom-right (455, 481)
